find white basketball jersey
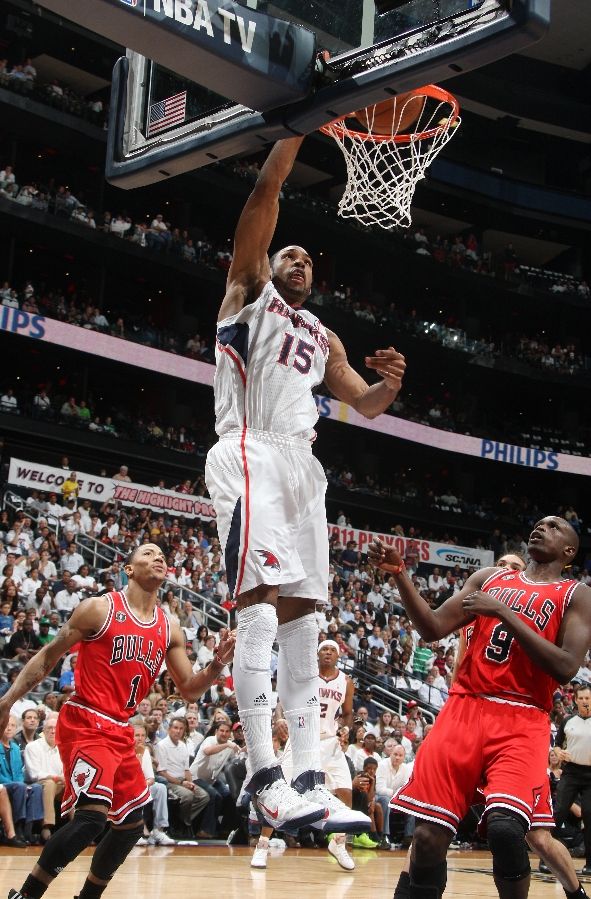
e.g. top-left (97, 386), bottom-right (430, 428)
top-left (319, 670), bottom-right (348, 739)
top-left (213, 281), bottom-right (329, 440)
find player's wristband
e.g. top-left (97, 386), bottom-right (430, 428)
top-left (383, 561), bottom-right (405, 575)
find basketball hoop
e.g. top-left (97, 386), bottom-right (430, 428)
top-left (320, 85), bottom-right (460, 231)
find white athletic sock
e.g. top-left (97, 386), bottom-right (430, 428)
top-left (276, 614), bottom-right (321, 780)
top-left (233, 604), bottom-right (278, 774)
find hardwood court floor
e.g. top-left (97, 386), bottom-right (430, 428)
top-left (0, 847), bottom-right (568, 899)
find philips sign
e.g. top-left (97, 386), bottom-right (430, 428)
top-left (480, 439), bottom-right (558, 471)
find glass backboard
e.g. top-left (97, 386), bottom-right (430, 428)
top-left (102, 0), bottom-right (550, 187)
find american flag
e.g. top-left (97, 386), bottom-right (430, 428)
top-left (147, 91), bottom-right (187, 137)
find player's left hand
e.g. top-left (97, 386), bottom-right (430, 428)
top-left (368, 538), bottom-right (404, 573)
top-left (216, 628), bottom-right (236, 665)
top-left (462, 591), bottom-right (504, 618)
top-left (365, 347), bottom-right (406, 390)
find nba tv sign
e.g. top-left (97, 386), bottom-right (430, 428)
top-left (126, 0), bottom-right (257, 53)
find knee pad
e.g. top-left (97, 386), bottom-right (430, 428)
top-left (409, 860), bottom-right (447, 899)
top-left (276, 614), bottom-right (319, 685)
top-left (38, 809), bottom-right (107, 877)
top-left (236, 604), bottom-right (277, 673)
top-left (90, 820), bottom-right (144, 881)
top-left (487, 812), bottom-right (530, 881)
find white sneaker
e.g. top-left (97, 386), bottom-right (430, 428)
top-left (255, 779), bottom-right (326, 831)
top-left (328, 837), bottom-right (356, 871)
top-left (302, 783), bottom-right (371, 834)
top-left (136, 836), bottom-right (150, 846)
top-left (152, 828), bottom-right (176, 846)
top-left (251, 840), bottom-right (269, 869)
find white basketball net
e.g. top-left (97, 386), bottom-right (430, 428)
top-left (321, 87), bottom-right (460, 231)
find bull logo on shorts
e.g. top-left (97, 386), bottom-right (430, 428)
top-left (71, 757), bottom-right (98, 796)
top-left (256, 550), bottom-right (281, 572)
top-left (75, 769), bottom-right (91, 788)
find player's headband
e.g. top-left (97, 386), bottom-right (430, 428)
top-left (318, 640), bottom-right (340, 654)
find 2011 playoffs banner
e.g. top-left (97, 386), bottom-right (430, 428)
top-left (327, 523), bottom-right (494, 569)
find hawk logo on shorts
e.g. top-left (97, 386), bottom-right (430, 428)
top-left (115, 611), bottom-right (126, 622)
top-left (71, 757), bottom-right (98, 796)
top-left (256, 550), bottom-right (281, 572)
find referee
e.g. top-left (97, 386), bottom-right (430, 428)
top-left (554, 683), bottom-right (591, 874)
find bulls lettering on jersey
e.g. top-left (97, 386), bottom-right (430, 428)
top-left (70, 591), bottom-right (170, 722)
top-left (214, 281), bottom-right (329, 440)
top-left (453, 571), bottom-right (578, 711)
top-left (319, 670), bottom-right (348, 738)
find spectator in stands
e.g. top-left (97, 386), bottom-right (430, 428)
top-left (376, 743), bottom-right (414, 847)
top-left (190, 720), bottom-right (239, 838)
top-left (6, 619), bottom-right (41, 661)
top-left (412, 638), bottom-right (433, 680)
top-left (23, 715), bottom-right (64, 843)
top-left (133, 722), bottom-right (175, 845)
top-left (59, 397), bottom-right (78, 421)
top-left (14, 709), bottom-right (40, 755)
top-left (60, 473), bottom-right (78, 504)
top-left (58, 653), bottom-right (77, 693)
top-left (417, 672), bottom-right (447, 710)
top-left (0, 715), bottom-right (44, 844)
top-left (70, 564), bottom-right (99, 595)
top-left (60, 541), bottom-right (85, 574)
top-left (32, 390), bottom-right (52, 419)
top-left (154, 717), bottom-right (209, 836)
top-left (341, 540), bottom-right (361, 573)
top-left (0, 388), bottom-right (19, 414)
top-left (113, 465), bottom-right (132, 482)
top-left (53, 581), bottom-right (81, 620)
top-left (0, 783), bottom-right (27, 847)
top-left (196, 633), bottom-right (216, 669)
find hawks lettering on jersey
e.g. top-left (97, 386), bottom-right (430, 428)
top-left (319, 670), bottom-right (348, 739)
top-left (213, 281), bottom-right (329, 441)
top-left (71, 591), bottom-right (170, 722)
top-left (453, 571), bottom-right (578, 711)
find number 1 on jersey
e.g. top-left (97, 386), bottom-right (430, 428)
top-left (126, 674), bottom-right (142, 709)
top-left (277, 334), bottom-right (315, 374)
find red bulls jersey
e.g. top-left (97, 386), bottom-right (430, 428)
top-left (68, 591), bottom-right (170, 723)
top-left (453, 570), bottom-right (579, 712)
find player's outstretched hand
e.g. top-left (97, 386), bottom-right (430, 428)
top-left (365, 347), bottom-right (406, 390)
top-left (462, 591), bottom-right (502, 618)
top-left (368, 539), bottom-right (404, 573)
top-left (216, 628), bottom-right (236, 665)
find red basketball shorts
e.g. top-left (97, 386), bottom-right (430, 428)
top-left (57, 702), bottom-right (149, 823)
top-left (391, 693), bottom-right (551, 833)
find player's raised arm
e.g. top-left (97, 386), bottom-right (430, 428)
top-left (165, 623), bottom-right (235, 701)
top-left (0, 597), bottom-right (109, 734)
top-left (324, 330), bottom-right (406, 420)
top-left (463, 582), bottom-right (591, 683)
top-left (368, 538), bottom-right (491, 639)
top-left (218, 137), bottom-right (304, 322)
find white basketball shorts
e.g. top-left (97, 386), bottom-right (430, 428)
top-left (280, 735), bottom-right (352, 791)
top-left (205, 428), bottom-right (329, 602)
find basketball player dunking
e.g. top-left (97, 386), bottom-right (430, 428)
top-left (369, 517), bottom-right (591, 899)
top-left (0, 545), bottom-right (235, 899)
top-left (205, 135), bottom-right (405, 831)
